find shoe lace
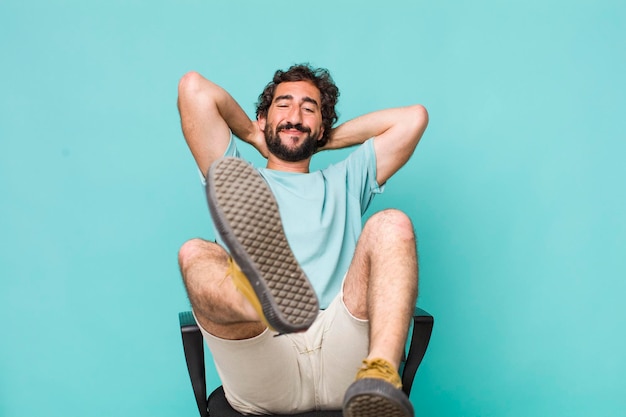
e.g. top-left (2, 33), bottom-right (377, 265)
top-left (356, 358), bottom-right (402, 389)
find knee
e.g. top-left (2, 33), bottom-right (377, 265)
top-left (365, 209), bottom-right (415, 242)
top-left (178, 238), bottom-right (210, 270)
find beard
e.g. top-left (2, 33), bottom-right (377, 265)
top-left (264, 122), bottom-right (321, 162)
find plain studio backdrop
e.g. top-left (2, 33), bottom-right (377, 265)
top-left (1, 1), bottom-right (624, 416)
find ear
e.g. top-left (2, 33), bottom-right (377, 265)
top-left (258, 115), bottom-right (267, 131)
top-left (318, 125), bottom-right (325, 142)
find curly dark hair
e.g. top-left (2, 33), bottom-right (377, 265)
top-left (256, 64), bottom-right (340, 148)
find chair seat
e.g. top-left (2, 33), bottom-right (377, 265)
top-left (179, 308), bottom-right (434, 417)
top-left (208, 386), bottom-right (343, 417)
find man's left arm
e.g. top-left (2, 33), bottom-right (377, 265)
top-left (322, 105), bottom-right (428, 184)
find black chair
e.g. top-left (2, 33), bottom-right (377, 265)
top-left (179, 307), bottom-right (434, 417)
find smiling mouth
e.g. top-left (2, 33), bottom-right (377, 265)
top-left (282, 129), bottom-right (304, 135)
top-left (277, 123), bottom-right (310, 135)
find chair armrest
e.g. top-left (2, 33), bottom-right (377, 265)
top-left (179, 311), bottom-right (209, 417)
top-left (401, 307), bottom-right (434, 396)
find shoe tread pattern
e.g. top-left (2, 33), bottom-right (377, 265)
top-left (208, 158), bottom-right (319, 332)
top-left (343, 378), bottom-right (413, 417)
top-left (343, 395), bottom-right (411, 417)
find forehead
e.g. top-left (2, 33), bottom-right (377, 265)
top-left (273, 81), bottom-right (321, 104)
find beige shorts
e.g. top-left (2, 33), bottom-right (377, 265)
top-left (195, 291), bottom-right (369, 414)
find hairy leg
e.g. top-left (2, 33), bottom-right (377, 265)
top-left (342, 209), bottom-right (418, 368)
top-left (178, 238), bottom-right (265, 340)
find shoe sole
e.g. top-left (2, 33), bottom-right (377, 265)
top-left (206, 157), bottom-right (319, 333)
top-left (343, 379), bottom-right (414, 417)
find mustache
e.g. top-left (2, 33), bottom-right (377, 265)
top-left (276, 122), bottom-right (311, 134)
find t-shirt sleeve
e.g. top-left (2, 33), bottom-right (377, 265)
top-left (344, 138), bottom-right (385, 214)
top-left (198, 132), bottom-right (240, 186)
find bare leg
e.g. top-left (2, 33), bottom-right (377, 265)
top-left (343, 209), bottom-right (418, 369)
top-left (178, 238), bottom-right (265, 340)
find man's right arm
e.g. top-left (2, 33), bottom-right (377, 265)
top-left (177, 71), bottom-right (267, 177)
top-left (321, 105), bottom-right (428, 185)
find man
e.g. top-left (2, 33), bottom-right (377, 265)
top-left (177, 64), bottom-right (428, 416)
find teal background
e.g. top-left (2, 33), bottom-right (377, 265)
top-left (1, 0), bottom-right (624, 416)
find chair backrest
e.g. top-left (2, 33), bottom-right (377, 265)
top-left (179, 308), bottom-right (434, 417)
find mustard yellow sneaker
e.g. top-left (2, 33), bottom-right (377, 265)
top-left (343, 358), bottom-right (414, 417)
top-left (226, 256), bottom-right (274, 331)
top-left (207, 157), bottom-right (319, 334)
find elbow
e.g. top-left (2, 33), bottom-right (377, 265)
top-left (409, 104), bottom-right (429, 129)
top-left (178, 71), bottom-right (205, 98)
top-left (177, 71), bottom-right (222, 115)
top-left (406, 104), bottom-right (429, 144)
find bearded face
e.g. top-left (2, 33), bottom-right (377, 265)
top-left (264, 121), bottom-right (322, 162)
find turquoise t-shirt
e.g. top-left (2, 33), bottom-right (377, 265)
top-left (209, 137), bottom-right (384, 308)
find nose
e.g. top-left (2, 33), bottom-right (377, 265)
top-left (286, 106), bottom-right (302, 124)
